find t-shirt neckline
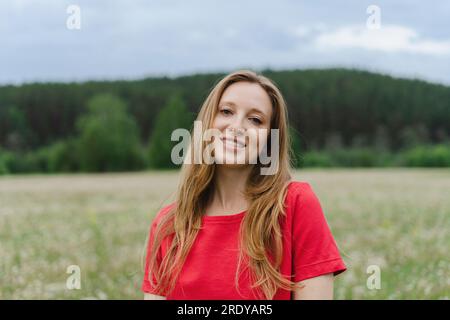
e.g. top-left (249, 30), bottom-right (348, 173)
top-left (202, 209), bottom-right (246, 223)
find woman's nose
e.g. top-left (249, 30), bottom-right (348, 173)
top-left (227, 127), bottom-right (245, 136)
top-left (226, 115), bottom-right (246, 133)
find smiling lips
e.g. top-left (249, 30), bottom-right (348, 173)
top-left (221, 136), bottom-right (246, 149)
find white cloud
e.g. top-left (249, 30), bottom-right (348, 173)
top-left (314, 25), bottom-right (450, 55)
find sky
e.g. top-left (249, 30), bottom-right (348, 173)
top-left (1, 0), bottom-right (449, 85)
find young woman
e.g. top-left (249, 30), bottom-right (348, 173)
top-left (142, 70), bottom-right (346, 300)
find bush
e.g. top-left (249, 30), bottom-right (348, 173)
top-left (300, 148), bottom-right (395, 168)
top-left (0, 151), bottom-right (18, 173)
top-left (0, 150), bottom-right (42, 173)
top-left (300, 151), bottom-right (334, 167)
top-left (0, 140), bottom-right (86, 174)
top-left (38, 139), bottom-right (81, 173)
top-left (401, 143), bottom-right (450, 167)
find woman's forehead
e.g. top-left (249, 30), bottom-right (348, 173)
top-left (219, 82), bottom-right (272, 116)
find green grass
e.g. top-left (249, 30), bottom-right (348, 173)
top-left (0, 169), bottom-right (448, 299)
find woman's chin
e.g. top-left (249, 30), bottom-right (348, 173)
top-left (215, 163), bottom-right (251, 170)
top-left (214, 155), bottom-right (249, 166)
top-left (212, 150), bottom-right (259, 166)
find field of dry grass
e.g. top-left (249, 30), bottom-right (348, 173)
top-left (0, 169), bottom-right (448, 299)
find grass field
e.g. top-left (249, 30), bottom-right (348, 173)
top-left (0, 169), bottom-right (448, 299)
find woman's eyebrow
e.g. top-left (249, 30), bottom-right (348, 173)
top-left (219, 101), bottom-right (268, 117)
top-left (219, 100), bottom-right (237, 107)
top-left (249, 108), bottom-right (266, 117)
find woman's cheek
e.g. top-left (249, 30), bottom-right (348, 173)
top-left (245, 131), bottom-right (258, 163)
top-left (258, 130), bottom-right (269, 151)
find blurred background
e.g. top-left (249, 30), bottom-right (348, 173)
top-left (0, 0), bottom-right (448, 299)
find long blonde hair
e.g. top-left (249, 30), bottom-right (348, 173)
top-left (147, 70), bottom-right (301, 299)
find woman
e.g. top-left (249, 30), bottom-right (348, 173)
top-left (142, 70), bottom-right (346, 300)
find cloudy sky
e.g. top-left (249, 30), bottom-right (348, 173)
top-left (1, 0), bottom-right (449, 85)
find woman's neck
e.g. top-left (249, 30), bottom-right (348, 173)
top-left (208, 165), bottom-right (252, 214)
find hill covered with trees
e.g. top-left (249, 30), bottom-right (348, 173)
top-left (0, 68), bottom-right (449, 173)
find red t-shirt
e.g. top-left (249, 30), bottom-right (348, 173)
top-left (142, 181), bottom-right (346, 299)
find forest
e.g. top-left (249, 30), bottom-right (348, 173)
top-left (0, 68), bottom-right (449, 173)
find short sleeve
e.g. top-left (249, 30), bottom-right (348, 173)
top-left (291, 183), bottom-right (347, 282)
top-left (141, 204), bottom-right (174, 295)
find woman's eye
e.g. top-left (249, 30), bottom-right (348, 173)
top-left (249, 117), bottom-right (262, 125)
top-left (221, 109), bottom-right (232, 115)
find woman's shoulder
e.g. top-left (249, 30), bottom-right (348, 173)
top-left (151, 202), bottom-right (176, 226)
top-left (285, 180), bottom-right (322, 209)
top-left (286, 180), bottom-right (315, 196)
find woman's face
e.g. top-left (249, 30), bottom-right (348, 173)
top-left (211, 81), bottom-right (273, 167)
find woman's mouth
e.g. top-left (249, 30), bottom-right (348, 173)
top-left (221, 137), bottom-right (246, 150)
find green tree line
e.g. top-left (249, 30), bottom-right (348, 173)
top-left (0, 68), bottom-right (449, 173)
